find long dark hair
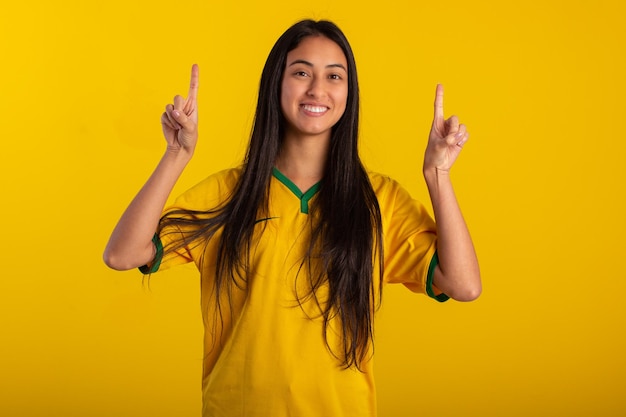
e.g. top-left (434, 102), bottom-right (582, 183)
top-left (158, 19), bottom-right (383, 370)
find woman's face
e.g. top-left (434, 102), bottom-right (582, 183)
top-left (280, 35), bottom-right (348, 142)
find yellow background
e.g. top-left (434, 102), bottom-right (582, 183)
top-left (1, 0), bottom-right (624, 416)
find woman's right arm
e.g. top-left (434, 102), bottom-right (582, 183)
top-left (103, 64), bottom-right (199, 271)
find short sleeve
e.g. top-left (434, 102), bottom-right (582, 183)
top-left (372, 174), bottom-right (448, 302)
top-left (138, 168), bottom-right (242, 275)
top-left (138, 226), bottom-right (196, 274)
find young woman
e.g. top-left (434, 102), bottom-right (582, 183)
top-left (104, 19), bottom-right (480, 417)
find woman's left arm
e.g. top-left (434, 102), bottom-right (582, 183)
top-left (423, 84), bottom-right (481, 301)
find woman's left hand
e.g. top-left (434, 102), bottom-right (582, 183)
top-left (423, 84), bottom-right (469, 173)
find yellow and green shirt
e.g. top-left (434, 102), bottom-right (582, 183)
top-left (143, 167), bottom-right (446, 417)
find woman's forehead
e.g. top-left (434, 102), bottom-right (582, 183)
top-left (286, 36), bottom-right (347, 68)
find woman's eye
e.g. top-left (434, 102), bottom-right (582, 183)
top-left (329, 74), bottom-right (342, 80)
top-left (295, 71), bottom-right (308, 77)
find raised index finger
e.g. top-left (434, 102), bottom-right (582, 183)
top-left (188, 64), bottom-right (199, 102)
top-left (434, 83), bottom-right (444, 122)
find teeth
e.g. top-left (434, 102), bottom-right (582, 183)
top-left (302, 105), bottom-right (327, 113)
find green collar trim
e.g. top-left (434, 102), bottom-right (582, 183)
top-left (272, 167), bottom-right (321, 214)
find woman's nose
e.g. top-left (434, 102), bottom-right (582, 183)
top-left (306, 77), bottom-right (324, 98)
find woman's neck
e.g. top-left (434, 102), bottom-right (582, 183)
top-left (275, 133), bottom-right (330, 192)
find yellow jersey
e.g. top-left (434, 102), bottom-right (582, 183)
top-left (143, 167), bottom-right (446, 416)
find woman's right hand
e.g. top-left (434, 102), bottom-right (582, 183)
top-left (161, 64), bottom-right (199, 154)
top-left (104, 64), bottom-right (200, 271)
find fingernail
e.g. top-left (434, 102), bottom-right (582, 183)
top-left (173, 110), bottom-right (180, 117)
top-left (455, 132), bottom-right (464, 139)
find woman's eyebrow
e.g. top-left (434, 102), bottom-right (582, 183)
top-left (288, 59), bottom-right (347, 71)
